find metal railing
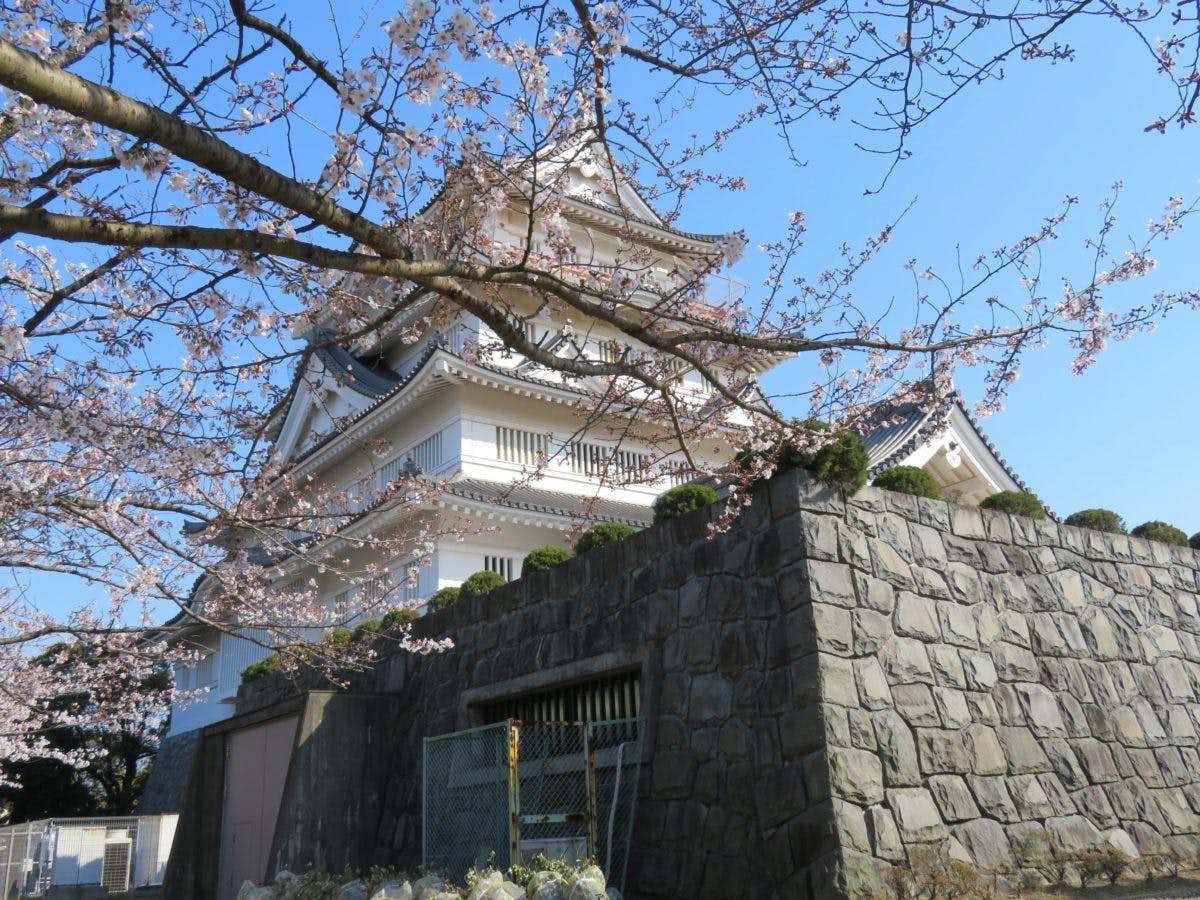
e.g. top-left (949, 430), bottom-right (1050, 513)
top-left (423, 718), bottom-right (643, 889)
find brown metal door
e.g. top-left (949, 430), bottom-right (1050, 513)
top-left (217, 715), bottom-right (298, 899)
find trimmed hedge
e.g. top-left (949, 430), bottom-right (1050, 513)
top-left (735, 419), bottom-right (868, 495)
top-left (459, 569), bottom-right (506, 601)
top-left (426, 586), bottom-right (461, 612)
top-left (652, 483), bottom-right (720, 523)
top-left (735, 419), bottom-right (830, 473)
top-left (521, 546), bottom-right (573, 576)
top-left (576, 521), bottom-right (636, 554)
top-left (872, 465), bottom-right (940, 500)
top-left (808, 431), bottom-right (869, 495)
top-left (381, 606), bottom-right (419, 629)
top-left (1131, 521), bottom-right (1189, 547)
top-left (1064, 508), bottom-right (1127, 534)
top-left (241, 654), bottom-right (281, 683)
top-left (327, 627), bottom-right (353, 646)
top-left (1192, 532), bottom-right (1200, 551)
top-left (351, 618), bottom-right (382, 642)
top-left (979, 491), bottom-right (1047, 520)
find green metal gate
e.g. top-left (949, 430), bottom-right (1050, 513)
top-left (422, 718), bottom-right (642, 889)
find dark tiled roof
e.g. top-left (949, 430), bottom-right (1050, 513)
top-left (444, 478), bottom-right (654, 528)
top-left (316, 344), bottom-right (400, 398)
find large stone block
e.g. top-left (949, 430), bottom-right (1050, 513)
top-left (963, 724), bottom-right (1008, 776)
top-left (927, 775), bottom-right (979, 822)
top-left (892, 684), bottom-right (941, 728)
top-left (854, 657), bottom-right (893, 711)
top-left (996, 726), bottom-right (1052, 774)
top-left (828, 746), bottom-right (884, 805)
top-left (952, 818), bottom-right (1015, 872)
top-left (1045, 815), bottom-right (1104, 853)
top-left (1014, 683), bottom-right (1068, 737)
top-left (965, 775), bottom-right (1019, 822)
top-left (873, 710), bottom-right (920, 787)
top-left (688, 673), bottom-right (733, 725)
top-left (937, 603), bottom-right (978, 649)
top-left (866, 806), bottom-right (905, 861)
top-left (885, 788), bottom-right (947, 842)
top-left (894, 593), bottom-right (941, 642)
top-left (992, 642), bottom-right (1039, 682)
top-left (916, 728), bottom-right (971, 775)
top-left (880, 636), bottom-right (934, 685)
top-left (808, 561), bottom-right (857, 608)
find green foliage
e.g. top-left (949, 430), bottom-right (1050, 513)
top-left (509, 853), bottom-right (591, 888)
top-left (652, 482), bottom-right (720, 523)
top-left (351, 619), bottom-right (382, 642)
top-left (458, 569), bottom-right (506, 601)
top-left (426, 586), bottom-right (461, 612)
top-left (1064, 508), bottom-right (1127, 534)
top-left (241, 654), bottom-right (282, 683)
top-left (735, 418), bottom-right (829, 473)
top-left (871, 465), bottom-right (941, 500)
top-left (1192, 532), bottom-right (1200, 551)
top-left (807, 431), bottom-right (869, 495)
top-left (380, 606), bottom-right (419, 629)
top-left (1131, 520), bottom-right (1190, 547)
top-left (575, 521), bottom-right (636, 553)
top-left (521, 545), bottom-right (573, 576)
top-left (268, 869), bottom-right (340, 900)
top-left (327, 627), bottom-right (353, 646)
top-left (978, 490), bottom-right (1047, 519)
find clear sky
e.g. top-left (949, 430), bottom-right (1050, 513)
top-left (673, 16), bottom-right (1200, 534)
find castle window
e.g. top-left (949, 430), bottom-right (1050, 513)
top-left (485, 555), bottom-right (514, 581)
top-left (496, 426), bottom-right (548, 466)
top-left (479, 669), bottom-right (641, 724)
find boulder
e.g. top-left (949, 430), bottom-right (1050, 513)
top-left (527, 872), bottom-right (567, 900)
top-left (371, 882), bottom-right (414, 900)
top-left (338, 882), bottom-right (368, 900)
top-left (237, 883), bottom-right (273, 900)
top-left (412, 876), bottom-right (447, 900)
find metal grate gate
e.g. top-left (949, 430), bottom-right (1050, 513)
top-left (423, 718), bottom-right (642, 889)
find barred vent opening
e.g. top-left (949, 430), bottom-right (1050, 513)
top-left (101, 840), bottom-right (131, 892)
top-left (481, 670), bottom-right (640, 724)
top-left (484, 555), bottom-right (514, 581)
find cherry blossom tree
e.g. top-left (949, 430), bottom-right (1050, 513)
top-left (0, 0), bottom-right (1198, 758)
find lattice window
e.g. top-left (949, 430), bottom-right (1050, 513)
top-left (496, 426), bottom-right (548, 466)
top-left (485, 555), bottom-right (514, 581)
top-left (595, 339), bottom-right (622, 364)
top-left (568, 441), bottom-right (649, 480)
top-left (381, 429), bottom-right (443, 482)
top-left (481, 669), bottom-right (641, 724)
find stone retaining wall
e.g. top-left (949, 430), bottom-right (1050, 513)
top-left (224, 470), bottom-right (1200, 898)
top-left (801, 478), bottom-right (1200, 892)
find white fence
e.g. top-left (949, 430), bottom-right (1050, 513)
top-left (0, 814), bottom-right (177, 897)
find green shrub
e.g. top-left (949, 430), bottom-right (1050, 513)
top-left (576, 521), bottom-right (636, 554)
top-left (652, 482), bottom-right (720, 523)
top-left (1190, 532), bottom-right (1200, 551)
top-left (1131, 520), bottom-right (1189, 547)
top-left (735, 419), bottom-right (829, 473)
top-left (241, 654), bottom-right (281, 683)
top-left (872, 465), bottom-right (941, 500)
top-left (426, 586), bottom-right (461, 612)
top-left (979, 490), bottom-right (1047, 520)
top-left (1064, 508), bottom-right (1127, 534)
top-left (458, 569), bottom-right (506, 601)
top-left (327, 627), bottom-right (353, 646)
top-left (808, 431), bottom-right (869, 495)
top-left (351, 618), bottom-right (382, 642)
top-left (521, 546), bottom-right (573, 576)
top-left (380, 606), bottom-right (419, 629)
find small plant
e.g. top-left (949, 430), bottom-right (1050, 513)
top-left (380, 606), bottom-right (419, 630)
top-left (458, 569), bottom-right (506, 601)
top-left (241, 654), bottom-right (281, 683)
top-left (1064, 507), bottom-right (1127, 534)
top-left (509, 853), bottom-right (589, 888)
top-left (652, 482), bottom-right (720, 523)
top-left (575, 521), bottom-right (636, 553)
top-left (326, 627), bottom-right (352, 646)
top-left (426, 586), bottom-right (461, 612)
top-left (807, 431), bottom-right (869, 495)
top-left (351, 618), bottom-right (382, 642)
top-left (979, 490), bottom-right (1046, 520)
top-left (521, 546), bottom-right (573, 576)
top-left (1131, 520), bottom-right (1189, 547)
top-left (1013, 831), bottom-right (1073, 888)
top-left (872, 465), bottom-right (941, 499)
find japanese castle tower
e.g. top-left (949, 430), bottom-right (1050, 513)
top-left (166, 141), bottom-right (1030, 737)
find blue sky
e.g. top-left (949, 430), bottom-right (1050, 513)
top-left (675, 18), bottom-right (1200, 534)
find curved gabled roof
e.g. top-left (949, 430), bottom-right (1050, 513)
top-left (443, 478), bottom-right (653, 528)
top-left (861, 392), bottom-right (1040, 500)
